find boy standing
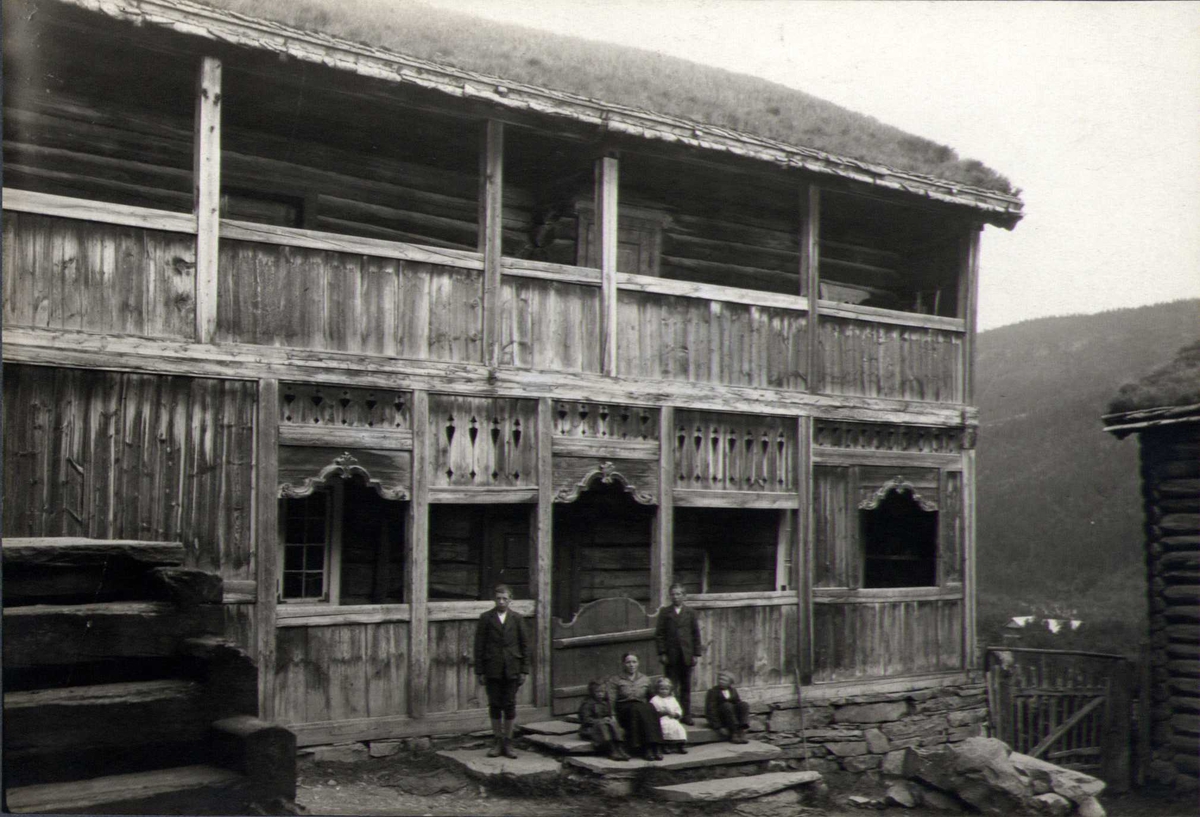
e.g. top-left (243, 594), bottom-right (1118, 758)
top-left (655, 583), bottom-right (702, 725)
top-left (474, 584), bottom-right (529, 758)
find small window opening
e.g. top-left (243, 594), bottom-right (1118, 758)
top-left (282, 491), bottom-right (328, 601)
top-left (428, 504), bottom-right (531, 601)
top-left (860, 491), bottom-right (937, 588)
top-left (674, 508), bottom-right (788, 594)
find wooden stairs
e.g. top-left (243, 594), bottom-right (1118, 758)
top-left (2, 537), bottom-right (296, 815)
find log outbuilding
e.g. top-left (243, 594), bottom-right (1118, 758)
top-left (2, 0), bottom-right (1023, 768)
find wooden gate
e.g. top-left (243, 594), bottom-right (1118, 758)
top-left (551, 597), bottom-right (658, 716)
top-left (986, 647), bottom-right (1133, 791)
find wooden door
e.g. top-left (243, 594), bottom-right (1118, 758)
top-left (550, 597), bottom-right (657, 716)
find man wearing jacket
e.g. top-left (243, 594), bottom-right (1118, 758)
top-left (474, 584), bottom-right (529, 758)
top-left (655, 583), bottom-right (703, 725)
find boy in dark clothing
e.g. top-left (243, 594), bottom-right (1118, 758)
top-left (655, 583), bottom-right (702, 724)
top-left (473, 584), bottom-right (529, 758)
top-left (578, 681), bottom-right (629, 761)
top-left (705, 671), bottom-right (750, 744)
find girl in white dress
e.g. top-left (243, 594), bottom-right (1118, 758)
top-left (650, 677), bottom-right (689, 753)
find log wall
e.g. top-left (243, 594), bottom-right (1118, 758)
top-left (1139, 424), bottom-right (1200, 784)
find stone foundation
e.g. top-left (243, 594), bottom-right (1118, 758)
top-left (745, 675), bottom-right (989, 775)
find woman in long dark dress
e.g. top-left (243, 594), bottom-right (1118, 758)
top-left (606, 653), bottom-right (665, 760)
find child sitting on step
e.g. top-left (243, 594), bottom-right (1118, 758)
top-left (578, 680), bottom-right (629, 761)
top-left (650, 677), bottom-right (689, 754)
top-left (705, 671), bottom-right (750, 744)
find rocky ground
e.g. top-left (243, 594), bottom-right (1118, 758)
top-left (292, 739), bottom-right (1198, 817)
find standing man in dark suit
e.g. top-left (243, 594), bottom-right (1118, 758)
top-left (474, 584), bottom-right (529, 758)
top-left (655, 582), bottom-right (702, 725)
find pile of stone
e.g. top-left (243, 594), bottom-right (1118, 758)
top-left (846, 737), bottom-right (1108, 816)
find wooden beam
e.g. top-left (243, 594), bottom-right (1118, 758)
top-left (596, 155), bottom-right (619, 376)
top-left (533, 398), bottom-right (554, 708)
top-left (193, 56), bottom-right (222, 345)
top-left (652, 406), bottom-right (675, 610)
top-left (801, 184), bottom-right (821, 392)
top-left (959, 226), bottom-right (982, 404)
top-left (796, 415), bottom-right (814, 684)
top-left (406, 390), bottom-right (430, 718)
top-left (480, 120), bottom-right (504, 368)
top-left (254, 378), bottom-right (280, 720)
top-left (2, 188), bottom-right (196, 234)
top-left (220, 220), bottom-right (483, 270)
top-left (963, 446), bottom-right (978, 670)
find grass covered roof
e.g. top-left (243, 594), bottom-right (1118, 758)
top-left (196, 0), bottom-right (1015, 195)
top-left (1108, 339), bottom-right (1200, 416)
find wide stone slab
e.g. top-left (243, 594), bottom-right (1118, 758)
top-left (436, 748), bottom-right (561, 782)
top-left (565, 740), bottom-right (780, 776)
top-left (520, 720), bottom-right (583, 736)
top-left (524, 733), bottom-right (595, 754)
top-left (651, 770), bottom-right (822, 802)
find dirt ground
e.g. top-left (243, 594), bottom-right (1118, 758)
top-left (293, 746), bottom-right (1199, 817)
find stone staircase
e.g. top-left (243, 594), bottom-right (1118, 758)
top-left (439, 714), bottom-right (824, 803)
top-left (2, 537), bottom-right (296, 815)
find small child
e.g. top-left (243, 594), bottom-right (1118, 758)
top-left (705, 670), bottom-right (750, 744)
top-left (649, 677), bottom-right (689, 753)
top-left (578, 680), bottom-right (629, 761)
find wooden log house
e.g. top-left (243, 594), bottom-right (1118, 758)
top-left (2, 0), bottom-right (1025, 755)
top-left (1105, 344), bottom-right (1200, 789)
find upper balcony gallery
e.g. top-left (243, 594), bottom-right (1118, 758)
top-left (1, 0), bottom-right (1022, 406)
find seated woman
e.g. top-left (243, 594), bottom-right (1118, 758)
top-left (650, 677), bottom-right (688, 754)
top-left (606, 653), bottom-right (666, 761)
top-left (705, 671), bottom-right (751, 744)
top-left (578, 680), bottom-right (629, 761)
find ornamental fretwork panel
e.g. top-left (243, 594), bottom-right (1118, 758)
top-left (429, 395), bottom-right (538, 488)
top-left (674, 411), bottom-right (795, 493)
top-left (281, 383), bottom-right (411, 430)
top-left (553, 401), bottom-right (659, 441)
top-left (814, 420), bottom-right (962, 454)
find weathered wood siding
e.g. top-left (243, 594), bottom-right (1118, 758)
top-left (617, 291), bottom-right (808, 388)
top-left (499, 276), bottom-right (602, 372)
top-left (818, 316), bottom-right (963, 402)
top-left (273, 621), bottom-right (410, 726)
top-left (427, 395), bottom-right (539, 489)
top-left (2, 364), bottom-right (256, 579)
top-left (812, 598), bottom-right (963, 682)
top-left (3, 212), bottom-right (196, 339)
top-left (427, 617), bottom-right (536, 713)
top-left (217, 242), bottom-right (483, 361)
top-left (813, 465), bottom-right (855, 588)
top-left (693, 603), bottom-right (798, 691)
top-left (674, 412), bottom-right (797, 494)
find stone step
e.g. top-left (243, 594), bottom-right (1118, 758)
top-left (523, 733), bottom-right (594, 754)
top-left (565, 739), bottom-right (780, 777)
top-left (523, 718), bottom-right (721, 744)
top-left (5, 764), bottom-right (247, 814)
top-left (436, 748), bottom-right (562, 784)
top-left (650, 769), bottom-right (822, 802)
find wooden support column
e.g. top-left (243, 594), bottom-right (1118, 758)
top-left (959, 225), bottom-right (982, 404)
top-left (407, 390), bottom-right (430, 718)
top-left (652, 406), bottom-right (675, 610)
top-left (796, 415), bottom-right (814, 684)
top-left (532, 398), bottom-right (554, 707)
top-left (254, 378), bottom-right (279, 720)
top-left (193, 56), bottom-right (222, 344)
top-left (479, 121), bottom-right (505, 368)
top-left (962, 442), bottom-right (978, 669)
top-left (800, 184), bottom-right (821, 393)
top-left (596, 155), bottom-right (620, 376)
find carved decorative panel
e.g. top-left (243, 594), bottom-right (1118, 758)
top-left (858, 476), bottom-right (938, 512)
top-left (674, 411), bottom-right (795, 493)
top-left (281, 383), bottom-right (411, 430)
top-left (814, 420), bottom-right (961, 454)
top-left (429, 395), bottom-right (538, 488)
top-left (278, 448), bottom-right (411, 501)
top-left (552, 457), bottom-right (658, 505)
top-left (553, 401), bottom-right (659, 441)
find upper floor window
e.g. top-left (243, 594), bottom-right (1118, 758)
top-left (860, 487), bottom-right (938, 588)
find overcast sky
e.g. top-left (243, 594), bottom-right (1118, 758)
top-left (424, 0), bottom-right (1200, 331)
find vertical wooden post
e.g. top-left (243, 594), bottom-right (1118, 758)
top-left (596, 155), bottom-right (620, 376)
top-left (193, 56), bottom-right (222, 344)
top-left (959, 225), bottom-right (982, 404)
top-left (407, 390), bottom-right (430, 718)
top-left (652, 406), bottom-right (675, 610)
top-left (800, 184), bottom-right (821, 393)
top-left (796, 415), bottom-right (813, 684)
top-left (254, 378), bottom-right (279, 720)
top-left (480, 120), bottom-right (505, 368)
top-left (532, 397), bottom-right (554, 707)
top-left (962, 445), bottom-right (978, 669)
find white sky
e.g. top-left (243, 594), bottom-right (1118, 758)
top-left (424, 0), bottom-right (1200, 330)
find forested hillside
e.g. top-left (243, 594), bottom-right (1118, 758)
top-left (975, 299), bottom-right (1199, 652)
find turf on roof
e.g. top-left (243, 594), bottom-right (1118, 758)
top-left (1109, 340), bottom-right (1200, 415)
top-left (196, 0), bottom-right (1014, 195)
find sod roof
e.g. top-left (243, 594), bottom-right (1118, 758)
top-left (1108, 340), bottom-right (1200, 417)
top-left (177, 0), bottom-right (1017, 197)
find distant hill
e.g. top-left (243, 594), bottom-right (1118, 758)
top-left (976, 299), bottom-right (1199, 601)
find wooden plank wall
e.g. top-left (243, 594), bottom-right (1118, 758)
top-left (818, 316), bottom-right (964, 402)
top-left (273, 621), bottom-right (409, 727)
top-left (812, 599), bottom-right (963, 682)
top-left (1, 363), bottom-right (256, 579)
top-left (617, 291), bottom-right (808, 389)
top-left (427, 618), bottom-right (536, 714)
top-left (693, 604), bottom-right (798, 691)
top-left (498, 276), bottom-right (602, 372)
top-left (216, 243), bottom-right (483, 361)
top-left (2, 212), bottom-right (196, 339)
